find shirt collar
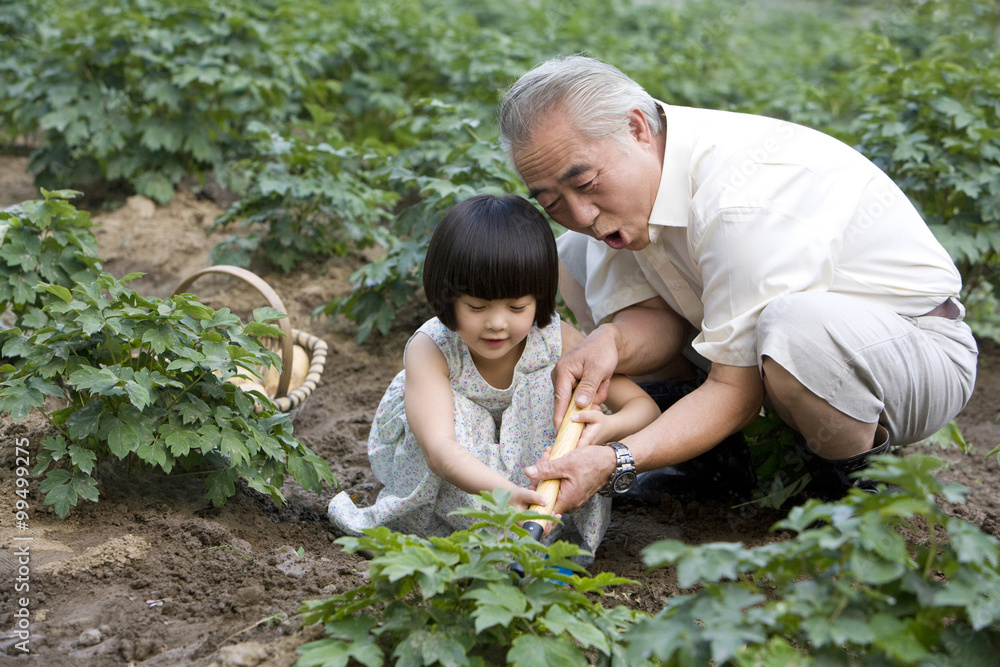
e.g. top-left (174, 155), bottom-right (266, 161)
top-left (646, 101), bottom-right (693, 244)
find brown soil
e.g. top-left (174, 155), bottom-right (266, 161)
top-left (1, 156), bottom-right (999, 666)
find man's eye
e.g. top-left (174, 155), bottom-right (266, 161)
top-left (578, 180), bottom-right (594, 191)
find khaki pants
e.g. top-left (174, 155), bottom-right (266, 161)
top-left (756, 292), bottom-right (979, 446)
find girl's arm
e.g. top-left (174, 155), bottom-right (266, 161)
top-left (403, 333), bottom-right (547, 510)
top-left (560, 321), bottom-right (661, 448)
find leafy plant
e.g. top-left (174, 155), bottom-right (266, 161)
top-left (0, 189), bottom-right (102, 331)
top-left (314, 100), bottom-right (522, 342)
top-left (298, 458), bottom-right (1000, 665)
top-left (626, 455), bottom-right (1000, 664)
top-left (740, 409), bottom-right (811, 510)
top-left (208, 119), bottom-right (398, 273)
top-left (8, 0), bottom-right (999, 344)
top-left (842, 1), bottom-right (1000, 342)
top-left (3, 0), bottom-right (309, 202)
top-left (0, 271), bottom-right (335, 517)
top-left (296, 490), bottom-right (643, 667)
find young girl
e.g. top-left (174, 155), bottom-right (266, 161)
top-left (327, 194), bottom-right (659, 560)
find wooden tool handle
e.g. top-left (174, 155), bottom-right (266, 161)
top-left (522, 386), bottom-right (590, 539)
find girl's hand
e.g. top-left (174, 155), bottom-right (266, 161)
top-left (508, 485), bottom-right (548, 511)
top-left (572, 408), bottom-right (614, 448)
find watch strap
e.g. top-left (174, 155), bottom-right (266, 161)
top-left (599, 441), bottom-right (636, 496)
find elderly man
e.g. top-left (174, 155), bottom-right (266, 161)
top-left (498, 55), bottom-right (978, 510)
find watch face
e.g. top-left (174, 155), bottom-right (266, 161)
top-left (613, 471), bottom-right (637, 493)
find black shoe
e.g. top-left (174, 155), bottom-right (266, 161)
top-left (625, 380), bottom-right (758, 503)
top-left (624, 431), bottom-right (758, 503)
top-left (795, 425), bottom-right (891, 501)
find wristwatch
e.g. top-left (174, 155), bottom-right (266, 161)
top-left (599, 442), bottom-right (637, 496)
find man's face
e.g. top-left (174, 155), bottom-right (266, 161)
top-left (514, 108), bottom-right (663, 252)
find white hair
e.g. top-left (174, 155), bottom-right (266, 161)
top-left (498, 55), bottom-right (664, 159)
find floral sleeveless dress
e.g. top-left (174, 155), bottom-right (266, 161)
top-left (327, 316), bottom-right (610, 562)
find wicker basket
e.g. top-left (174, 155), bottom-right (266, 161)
top-left (172, 265), bottom-right (328, 414)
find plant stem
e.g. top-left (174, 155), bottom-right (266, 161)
top-left (161, 370), bottom-right (208, 415)
top-left (923, 523), bottom-right (938, 580)
top-left (37, 407), bottom-right (71, 441)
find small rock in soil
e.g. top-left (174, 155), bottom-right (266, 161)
top-left (78, 628), bottom-right (102, 646)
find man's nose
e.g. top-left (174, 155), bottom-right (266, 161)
top-left (564, 195), bottom-right (598, 230)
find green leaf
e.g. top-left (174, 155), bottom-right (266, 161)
top-left (160, 424), bottom-right (203, 458)
top-left (946, 517), bottom-right (999, 568)
top-left (243, 321), bottom-right (285, 338)
top-left (0, 381), bottom-right (47, 421)
top-left (219, 427), bottom-right (250, 465)
top-left (140, 122), bottom-right (182, 152)
top-left (141, 325), bottom-right (175, 354)
top-left (75, 309), bottom-right (106, 335)
top-left (123, 368), bottom-right (154, 410)
top-left (39, 469), bottom-right (77, 518)
top-left (376, 545), bottom-right (460, 598)
top-left (507, 634), bottom-right (586, 667)
top-left (287, 451), bottom-right (322, 492)
top-left (177, 395), bottom-right (211, 424)
top-left (38, 283), bottom-right (72, 303)
top-left (66, 400), bottom-right (104, 440)
top-left (542, 606), bottom-right (611, 653)
top-left (205, 467), bottom-right (239, 506)
top-left (393, 629), bottom-right (470, 667)
top-left (849, 549), bottom-right (906, 585)
top-left (99, 405), bottom-right (153, 458)
top-left (640, 539), bottom-right (688, 569)
top-left (136, 438), bottom-right (172, 472)
top-left (674, 541), bottom-right (748, 589)
top-left (805, 608), bottom-right (874, 648)
top-left (68, 445), bottom-right (97, 475)
top-left (42, 435), bottom-right (69, 459)
top-left (463, 582), bottom-right (529, 633)
top-left (70, 471), bottom-right (99, 503)
top-left (297, 637), bottom-right (384, 667)
top-left (940, 624), bottom-right (999, 666)
top-left (935, 571), bottom-right (1000, 630)
top-left (869, 613), bottom-right (929, 663)
top-left (69, 366), bottom-right (125, 397)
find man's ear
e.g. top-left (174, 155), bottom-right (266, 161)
top-left (627, 108), bottom-right (654, 146)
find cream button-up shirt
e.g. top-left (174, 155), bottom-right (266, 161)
top-left (560, 102), bottom-right (962, 368)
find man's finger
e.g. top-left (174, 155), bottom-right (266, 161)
top-left (572, 366), bottom-right (610, 409)
top-left (524, 456), bottom-right (564, 482)
top-left (551, 361), bottom-right (582, 427)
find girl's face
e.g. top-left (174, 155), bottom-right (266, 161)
top-left (454, 295), bottom-right (537, 367)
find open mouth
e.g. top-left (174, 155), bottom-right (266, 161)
top-left (602, 231), bottom-right (627, 250)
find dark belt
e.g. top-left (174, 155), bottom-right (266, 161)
top-left (922, 298), bottom-right (960, 319)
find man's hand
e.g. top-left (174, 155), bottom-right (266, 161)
top-left (552, 324), bottom-right (620, 427)
top-left (524, 445), bottom-right (615, 515)
top-left (553, 297), bottom-right (690, 428)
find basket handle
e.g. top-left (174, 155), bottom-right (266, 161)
top-left (172, 265), bottom-right (294, 398)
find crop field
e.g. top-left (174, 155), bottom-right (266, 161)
top-left (1, 0), bottom-right (999, 664)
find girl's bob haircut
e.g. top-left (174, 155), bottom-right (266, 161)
top-left (423, 194), bottom-right (558, 331)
